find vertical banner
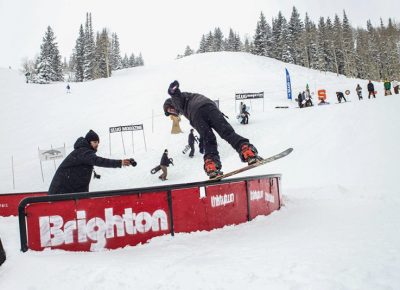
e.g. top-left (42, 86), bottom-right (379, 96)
top-left (285, 68), bottom-right (292, 100)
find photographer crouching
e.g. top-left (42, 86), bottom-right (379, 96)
top-left (49, 130), bottom-right (137, 195)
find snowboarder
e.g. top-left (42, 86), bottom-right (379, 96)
top-left (48, 130), bottom-right (133, 195)
top-left (356, 84), bottom-right (363, 100)
top-left (66, 84), bottom-right (71, 93)
top-left (188, 129), bottom-right (198, 157)
top-left (164, 80), bottom-right (260, 178)
top-left (304, 90), bottom-right (313, 107)
top-left (384, 80), bottom-right (392, 96)
top-left (367, 80), bottom-right (376, 99)
top-left (296, 92), bottom-right (304, 108)
top-left (159, 149), bottom-right (173, 181)
top-left (336, 92), bottom-right (347, 103)
top-left (239, 102), bottom-right (250, 124)
top-left (393, 80), bottom-right (399, 95)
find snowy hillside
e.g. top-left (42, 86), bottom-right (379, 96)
top-left (0, 52), bottom-right (399, 289)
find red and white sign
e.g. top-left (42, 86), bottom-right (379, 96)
top-left (172, 181), bottom-right (248, 233)
top-left (25, 191), bottom-right (170, 251)
top-left (247, 178), bottom-right (280, 220)
top-left (0, 192), bottom-right (47, 217)
top-left (20, 176), bottom-right (282, 252)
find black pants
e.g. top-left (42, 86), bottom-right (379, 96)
top-left (192, 104), bottom-right (248, 162)
top-left (368, 91), bottom-right (376, 98)
top-left (189, 144), bottom-right (195, 157)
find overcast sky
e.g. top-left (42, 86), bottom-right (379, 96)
top-left (0, 0), bottom-right (398, 69)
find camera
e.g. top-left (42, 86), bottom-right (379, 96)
top-left (93, 170), bottom-right (101, 179)
top-left (129, 158), bottom-right (137, 167)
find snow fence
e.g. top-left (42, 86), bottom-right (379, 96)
top-left (18, 174), bottom-right (281, 252)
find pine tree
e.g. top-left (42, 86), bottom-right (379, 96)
top-left (83, 13), bottom-right (96, 80)
top-left (96, 28), bottom-right (111, 78)
top-left (74, 24), bottom-right (85, 82)
top-left (271, 12), bottom-right (287, 60)
top-left (136, 53), bottom-right (144, 66)
top-left (122, 54), bottom-right (129, 68)
top-left (110, 32), bottom-right (122, 70)
top-left (342, 11), bottom-right (357, 77)
top-left (198, 35), bottom-right (207, 53)
top-left (253, 12), bottom-right (269, 56)
top-left (36, 26), bottom-right (63, 83)
top-left (288, 6), bottom-right (305, 65)
top-left (332, 15), bottom-right (345, 75)
top-left (316, 17), bottom-right (331, 71)
top-left (184, 45), bottom-right (194, 56)
top-left (205, 31), bottom-right (214, 52)
top-left (243, 37), bottom-right (251, 52)
top-left (129, 53), bottom-right (135, 67)
top-left (213, 27), bottom-right (224, 51)
top-left (280, 19), bottom-right (294, 63)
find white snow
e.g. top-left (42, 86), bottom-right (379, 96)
top-left (0, 52), bottom-right (399, 289)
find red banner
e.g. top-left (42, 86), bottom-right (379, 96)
top-left (26, 191), bottom-right (170, 251)
top-left (247, 177), bottom-right (281, 220)
top-left (172, 181), bottom-right (248, 233)
top-left (0, 192), bottom-right (47, 217)
top-left (20, 175), bottom-right (282, 252)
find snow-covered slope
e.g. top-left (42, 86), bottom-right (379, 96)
top-left (0, 52), bottom-right (399, 289)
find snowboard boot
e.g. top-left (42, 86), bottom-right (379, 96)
top-left (239, 143), bottom-right (260, 165)
top-left (204, 156), bottom-right (222, 179)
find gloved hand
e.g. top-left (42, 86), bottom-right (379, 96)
top-left (168, 80), bottom-right (180, 96)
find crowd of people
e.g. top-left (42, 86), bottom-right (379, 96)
top-left (297, 79), bottom-right (399, 108)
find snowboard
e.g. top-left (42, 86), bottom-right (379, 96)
top-left (182, 145), bottom-right (190, 154)
top-left (150, 165), bottom-right (161, 174)
top-left (207, 148), bottom-right (293, 182)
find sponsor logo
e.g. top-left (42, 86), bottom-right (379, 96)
top-left (0, 203), bottom-right (8, 208)
top-left (211, 193), bottom-right (235, 207)
top-left (39, 208), bottom-right (168, 251)
top-left (250, 190), bottom-right (275, 203)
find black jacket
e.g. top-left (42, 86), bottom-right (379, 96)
top-left (188, 132), bottom-right (196, 145)
top-left (368, 82), bottom-right (374, 92)
top-left (48, 137), bottom-right (121, 195)
top-left (160, 153), bottom-right (172, 167)
top-left (169, 91), bottom-right (216, 124)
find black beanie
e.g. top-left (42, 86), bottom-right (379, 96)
top-left (85, 130), bottom-right (99, 143)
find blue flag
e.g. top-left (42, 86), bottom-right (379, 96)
top-left (285, 68), bottom-right (292, 100)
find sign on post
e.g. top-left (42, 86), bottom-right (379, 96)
top-left (235, 92), bottom-right (264, 112)
top-left (109, 124), bottom-right (147, 155)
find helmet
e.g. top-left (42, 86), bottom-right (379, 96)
top-left (163, 98), bottom-right (178, 116)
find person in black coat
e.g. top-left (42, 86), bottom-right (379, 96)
top-left (159, 149), bottom-right (173, 181)
top-left (188, 129), bottom-right (198, 157)
top-left (48, 130), bottom-right (132, 195)
top-left (367, 80), bottom-right (376, 99)
top-left (164, 80), bottom-right (259, 179)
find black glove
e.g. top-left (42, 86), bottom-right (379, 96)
top-left (168, 80), bottom-right (180, 96)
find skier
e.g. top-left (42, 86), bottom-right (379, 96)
top-left (163, 80), bottom-right (260, 178)
top-left (188, 129), bottom-right (198, 157)
top-left (356, 84), bottom-right (363, 100)
top-left (66, 84), bottom-right (71, 93)
top-left (367, 80), bottom-right (376, 99)
top-left (336, 92), bottom-right (347, 103)
top-left (384, 80), bottom-right (392, 96)
top-left (48, 130), bottom-right (133, 195)
top-left (159, 149), bottom-right (173, 181)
